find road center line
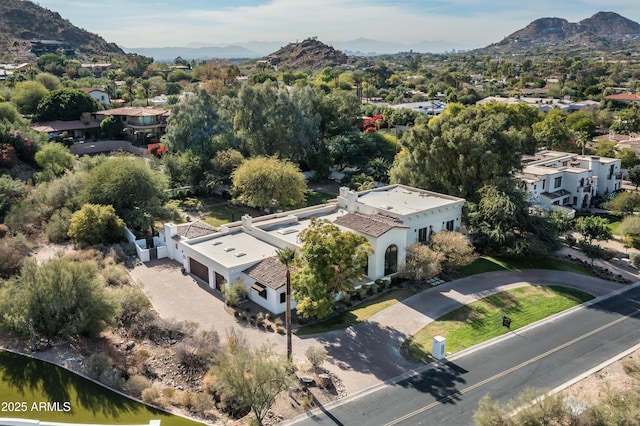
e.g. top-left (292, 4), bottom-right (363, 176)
top-left (383, 309), bottom-right (640, 426)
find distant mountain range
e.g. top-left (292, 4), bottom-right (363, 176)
top-left (483, 11), bottom-right (640, 53)
top-left (2, 2), bottom-right (639, 64)
top-left (122, 39), bottom-right (465, 61)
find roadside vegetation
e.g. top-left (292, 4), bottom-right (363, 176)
top-left (462, 256), bottom-right (594, 276)
top-left (403, 286), bottom-right (593, 364)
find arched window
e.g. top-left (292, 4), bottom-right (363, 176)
top-left (384, 244), bottom-right (398, 275)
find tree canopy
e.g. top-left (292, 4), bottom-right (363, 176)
top-left (390, 104), bottom-right (525, 203)
top-left (81, 156), bottom-right (168, 233)
top-left (292, 218), bottom-right (373, 318)
top-left (34, 88), bottom-right (99, 122)
top-left (231, 156), bottom-right (306, 211)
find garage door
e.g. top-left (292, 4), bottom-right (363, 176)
top-left (189, 258), bottom-right (209, 284)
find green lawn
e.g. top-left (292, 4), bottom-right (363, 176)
top-left (0, 350), bottom-right (202, 425)
top-left (295, 288), bottom-right (416, 336)
top-left (403, 285), bottom-right (593, 364)
top-left (608, 220), bottom-right (621, 236)
top-left (304, 190), bottom-right (335, 207)
top-left (461, 256), bottom-right (593, 276)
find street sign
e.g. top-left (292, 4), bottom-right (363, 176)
top-left (502, 316), bottom-right (512, 329)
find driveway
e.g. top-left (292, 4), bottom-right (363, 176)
top-left (130, 261), bottom-right (631, 395)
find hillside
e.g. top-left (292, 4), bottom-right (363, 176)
top-left (483, 11), bottom-right (640, 54)
top-left (0, 0), bottom-right (124, 61)
top-left (260, 37), bottom-right (353, 71)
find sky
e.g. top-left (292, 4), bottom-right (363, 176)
top-left (35, 0), bottom-right (640, 49)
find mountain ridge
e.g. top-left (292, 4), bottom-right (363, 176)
top-left (0, 0), bottom-right (124, 60)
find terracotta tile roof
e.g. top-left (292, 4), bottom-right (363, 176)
top-left (175, 221), bottom-right (218, 239)
top-left (605, 93), bottom-right (640, 102)
top-left (98, 106), bottom-right (169, 117)
top-left (244, 256), bottom-right (287, 290)
top-left (334, 212), bottom-right (407, 237)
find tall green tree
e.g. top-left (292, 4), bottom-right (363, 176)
top-left (628, 165), bottom-right (640, 191)
top-left (81, 156), bottom-right (168, 233)
top-left (34, 88), bottom-right (99, 122)
top-left (575, 216), bottom-right (612, 245)
top-left (390, 105), bottom-right (524, 203)
top-left (164, 88), bottom-right (234, 156)
top-left (465, 180), bottom-right (561, 256)
top-left (12, 81), bottom-right (48, 115)
top-left (231, 156), bottom-right (306, 211)
top-left (0, 258), bottom-right (118, 339)
top-left (292, 218), bottom-right (373, 319)
top-left (532, 109), bottom-right (572, 151)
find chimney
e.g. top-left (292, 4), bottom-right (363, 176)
top-left (241, 215), bottom-right (253, 229)
top-left (346, 190), bottom-right (358, 212)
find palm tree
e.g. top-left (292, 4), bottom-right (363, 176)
top-left (575, 130), bottom-right (590, 156)
top-left (276, 247), bottom-right (296, 361)
top-left (124, 77), bottom-right (136, 106)
top-left (140, 80), bottom-right (152, 106)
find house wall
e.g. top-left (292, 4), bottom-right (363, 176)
top-left (401, 203), bottom-right (464, 247)
top-left (365, 228), bottom-right (408, 278)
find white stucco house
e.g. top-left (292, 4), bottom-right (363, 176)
top-left (519, 150), bottom-right (623, 213)
top-left (157, 184), bottom-right (465, 314)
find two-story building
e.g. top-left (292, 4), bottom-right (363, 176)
top-left (519, 150), bottom-right (623, 212)
top-left (156, 184), bottom-right (465, 314)
top-left (95, 107), bottom-right (169, 143)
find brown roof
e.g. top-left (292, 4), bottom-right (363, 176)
top-left (175, 221), bottom-right (218, 239)
top-left (31, 119), bottom-right (101, 133)
top-left (605, 93), bottom-right (640, 102)
top-left (244, 256), bottom-right (287, 290)
top-left (98, 106), bottom-right (169, 117)
top-left (334, 212), bottom-right (407, 237)
top-left (78, 87), bottom-right (107, 93)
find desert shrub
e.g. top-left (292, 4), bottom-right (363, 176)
top-left (256, 312), bottom-right (264, 327)
top-left (0, 234), bottom-right (33, 278)
top-left (142, 386), bottom-right (165, 407)
top-left (84, 352), bottom-right (112, 379)
top-left (305, 346), bottom-right (327, 372)
top-left (193, 392), bottom-right (215, 412)
top-left (121, 242), bottom-right (137, 257)
top-left (274, 318), bottom-right (283, 328)
top-left (223, 279), bottom-right (247, 307)
top-left (44, 207), bottom-right (72, 243)
top-left (115, 285), bottom-right (151, 326)
top-left (128, 310), bottom-right (195, 343)
top-left (102, 264), bottom-right (130, 286)
top-left (564, 234), bottom-right (577, 247)
top-left (630, 252), bottom-right (640, 268)
top-left (125, 375), bottom-right (150, 397)
top-left (175, 329), bottom-right (220, 372)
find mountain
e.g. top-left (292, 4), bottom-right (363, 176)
top-left (260, 38), bottom-right (352, 71)
top-left (0, 0), bottom-right (124, 60)
top-left (484, 11), bottom-right (640, 53)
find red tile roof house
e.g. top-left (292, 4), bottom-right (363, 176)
top-left (95, 107), bottom-right (170, 144)
top-left (605, 93), bottom-right (640, 104)
top-left (30, 118), bottom-right (101, 143)
top-left (152, 184), bottom-right (465, 314)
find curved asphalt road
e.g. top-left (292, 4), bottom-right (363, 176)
top-left (289, 281), bottom-right (640, 425)
top-left (304, 270), bottom-right (626, 393)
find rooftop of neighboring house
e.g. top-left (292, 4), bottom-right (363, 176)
top-left (30, 119), bottom-right (101, 133)
top-left (477, 96), bottom-right (599, 111)
top-left (519, 150), bottom-right (620, 183)
top-left (78, 87), bottom-right (107, 94)
top-left (605, 93), bottom-right (640, 102)
top-left (97, 107), bottom-right (170, 118)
